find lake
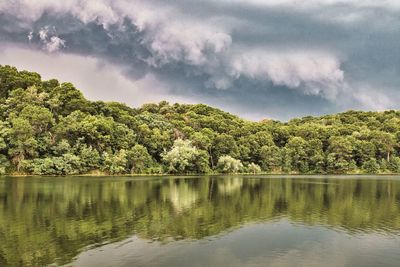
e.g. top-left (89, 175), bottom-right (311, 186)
top-left (0, 176), bottom-right (400, 266)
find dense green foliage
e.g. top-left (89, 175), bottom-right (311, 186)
top-left (1, 176), bottom-right (400, 266)
top-left (1, 65), bottom-right (400, 174)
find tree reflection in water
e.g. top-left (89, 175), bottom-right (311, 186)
top-left (0, 176), bottom-right (399, 266)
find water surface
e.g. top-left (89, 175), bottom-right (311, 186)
top-left (0, 176), bottom-right (400, 266)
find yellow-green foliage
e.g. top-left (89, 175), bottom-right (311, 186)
top-left (2, 65), bottom-right (400, 175)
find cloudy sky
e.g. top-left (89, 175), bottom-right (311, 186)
top-left (0, 0), bottom-right (399, 120)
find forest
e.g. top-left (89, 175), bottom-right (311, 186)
top-left (1, 64), bottom-right (400, 175)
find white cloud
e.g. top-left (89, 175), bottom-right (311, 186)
top-left (0, 0), bottom-right (351, 100)
top-left (205, 49), bottom-right (344, 100)
top-left (0, 0), bottom-right (119, 26)
top-left (234, 51), bottom-right (344, 97)
top-left (35, 26), bottom-right (66, 52)
top-left (0, 1), bottom-right (234, 65)
top-left (222, 0), bottom-right (400, 9)
top-left (348, 85), bottom-right (394, 111)
top-left (145, 25), bottom-right (232, 67)
top-left (222, 0), bottom-right (400, 25)
top-left (27, 31), bottom-right (33, 41)
top-left (108, 1), bottom-right (235, 67)
top-left (38, 26), bottom-right (49, 41)
top-left (0, 0), bottom-right (398, 118)
top-left (45, 36), bottom-right (66, 53)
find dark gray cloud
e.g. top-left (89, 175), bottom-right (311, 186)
top-left (0, 0), bottom-right (399, 120)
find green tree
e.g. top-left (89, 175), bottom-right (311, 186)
top-left (306, 139), bottom-right (325, 173)
top-left (326, 136), bottom-right (355, 174)
top-left (2, 65), bottom-right (400, 175)
top-left (74, 142), bottom-right (101, 172)
top-left (18, 105), bottom-right (54, 134)
top-left (281, 147), bottom-right (292, 173)
top-left (127, 144), bottom-right (153, 174)
top-left (388, 157), bottom-right (400, 173)
top-left (284, 137), bottom-right (308, 173)
top-left (354, 140), bottom-right (376, 167)
top-left (48, 82), bottom-right (89, 116)
top-left (102, 149), bottom-right (128, 174)
top-left (217, 155), bottom-right (243, 173)
top-left (247, 163), bottom-right (261, 174)
top-left (371, 131), bottom-right (396, 162)
top-left (362, 158), bottom-right (380, 174)
top-left (162, 139), bottom-right (208, 173)
top-left (213, 134), bottom-right (239, 164)
top-left (8, 118), bottom-right (37, 172)
top-left (194, 149), bottom-right (211, 173)
top-left (259, 145), bottom-right (281, 172)
top-left (0, 154), bottom-right (9, 175)
top-left (2, 86), bottom-right (48, 115)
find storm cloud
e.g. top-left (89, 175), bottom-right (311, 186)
top-left (0, 0), bottom-right (399, 120)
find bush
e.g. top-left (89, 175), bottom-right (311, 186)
top-left (388, 157), bottom-right (400, 173)
top-left (217, 156), bottom-right (243, 173)
top-left (29, 154), bottom-right (81, 175)
top-left (162, 139), bottom-right (210, 173)
top-left (362, 158), bottom-right (380, 174)
top-left (247, 163), bottom-right (261, 174)
top-left (0, 154), bottom-right (9, 175)
top-left (102, 150), bottom-right (128, 175)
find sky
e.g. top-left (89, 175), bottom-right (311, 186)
top-left (0, 0), bottom-right (399, 121)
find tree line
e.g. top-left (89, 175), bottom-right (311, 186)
top-left (1, 65), bottom-right (400, 175)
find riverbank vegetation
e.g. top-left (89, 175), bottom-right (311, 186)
top-left (1, 65), bottom-right (400, 175)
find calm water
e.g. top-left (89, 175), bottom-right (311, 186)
top-left (1, 176), bottom-right (400, 267)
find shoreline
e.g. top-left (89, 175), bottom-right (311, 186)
top-left (3, 172), bottom-right (400, 178)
